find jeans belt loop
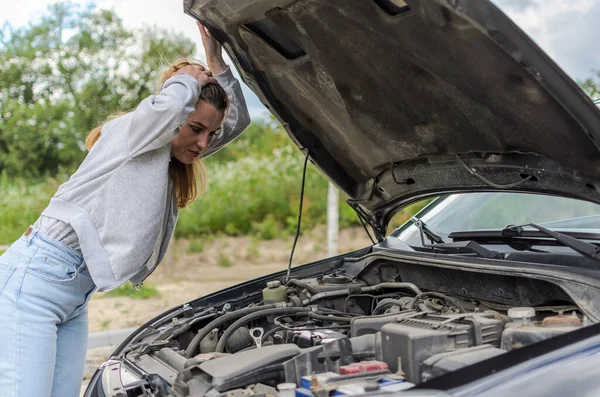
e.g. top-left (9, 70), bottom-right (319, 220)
top-left (24, 226), bottom-right (37, 245)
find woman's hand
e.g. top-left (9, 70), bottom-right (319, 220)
top-left (174, 64), bottom-right (217, 86)
top-left (197, 22), bottom-right (227, 74)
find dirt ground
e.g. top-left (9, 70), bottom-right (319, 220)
top-left (88, 226), bottom-right (372, 332)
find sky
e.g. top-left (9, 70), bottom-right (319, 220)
top-left (1, 0), bottom-right (598, 119)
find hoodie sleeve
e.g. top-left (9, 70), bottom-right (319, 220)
top-left (126, 73), bottom-right (200, 157)
top-left (200, 66), bottom-right (251, 159)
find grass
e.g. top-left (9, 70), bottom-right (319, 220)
top-left (217, 253), bottom-right (233, 268)
top-left (104, 282), bottom-right (161, 300)
top-left (187, 239), bottom-right (205, 253)
top-left (245, 239), bottom-right (260, 261)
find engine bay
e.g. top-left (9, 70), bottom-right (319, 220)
top-left (106, 254), bottom-right (593, 397)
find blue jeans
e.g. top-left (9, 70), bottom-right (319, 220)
top-left (0, 228), bottom-right (96, 397)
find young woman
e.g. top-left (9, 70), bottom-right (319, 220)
top-left (0, 23), bottom-right (250, 396)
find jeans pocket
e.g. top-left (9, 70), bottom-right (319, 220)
top-left (27, 251), bottom-right (80, 284)
top-left (0, 261), bottom-right (16, 295)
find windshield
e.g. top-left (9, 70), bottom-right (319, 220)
top-left (394, 193), bottom-right (600, 246)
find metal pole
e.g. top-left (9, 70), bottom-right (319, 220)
top-left (327, 182), bottom-right (339, 256)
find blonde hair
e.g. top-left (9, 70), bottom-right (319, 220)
top-left (85, 58), bottom-right (229, 209)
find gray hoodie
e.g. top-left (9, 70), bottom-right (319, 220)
top-left (41, 67), bottom-right (250, 291)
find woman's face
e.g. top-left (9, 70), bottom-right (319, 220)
top-left (171, 100), bottom-right (225, 164)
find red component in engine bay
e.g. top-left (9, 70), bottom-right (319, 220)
top-left (339, 360), bottom-right (389, 375)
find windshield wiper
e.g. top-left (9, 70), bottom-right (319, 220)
top-left (410, 217), bottom-right (445, 244)
top-left (503, 224), bottom-right (600, 262)
top-left (410, 218), bottom-right (502, 259)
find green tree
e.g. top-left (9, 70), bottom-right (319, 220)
top-left (210, 117), bottom-right (294, 163)
top-left (580, 69), bottom-right (600, 102)
top-left (0, 2), bottom-right (196, 177)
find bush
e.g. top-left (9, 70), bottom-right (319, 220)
top-left (245, 239), bottom-right (260, 260)
top-left (176, 144), bottom-right (361, 239)
top-left (187, 239), bottom-right (205, 253)
top-left (217, 253), bottom-right (233, 267)
top-left (104, 282), bottom-right (160, 300)
top-left (252, 215), bottom-right (280, 240)
top-left (0, 172), bottom-right (69, 245)
top-left (388, 199), bottom-right (435, 230)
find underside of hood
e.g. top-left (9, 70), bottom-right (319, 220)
top-left (184, 0), bottom-right (600, 238)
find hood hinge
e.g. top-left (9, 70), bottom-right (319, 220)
top-left (350, 203), bottom-right (385, 242)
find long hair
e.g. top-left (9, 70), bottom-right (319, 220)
top-left (85, 59), bottom-right (229, 208)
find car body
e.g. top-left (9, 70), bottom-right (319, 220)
top-left (85, 0), bottom-right (600, 396)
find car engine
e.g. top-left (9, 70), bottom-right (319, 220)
top-left (107, 264), bottom-right (587, 397)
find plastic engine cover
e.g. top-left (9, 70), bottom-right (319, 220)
top-left (421, 345), bottom-right (505, 382)
top-left (380, 313), bottom-right (503, 383)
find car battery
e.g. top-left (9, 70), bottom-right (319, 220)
top-left (295, 363), bottom-right (413, 396)
top-left (300, 372), bottom-right (340, 390)
top-left (295, 378), bottom-right (412, 396)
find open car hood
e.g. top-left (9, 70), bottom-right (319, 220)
top-left (184, 0), bottom-right (600, 239)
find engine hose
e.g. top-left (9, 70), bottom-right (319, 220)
top-left (215, 307), bottom-right (311, 353)
top-left (261, 326), bottom-right (284, 342)
top-left (308, 312), bottom-right (352, 323)
top-left (484, 310), bottom-right (512, 324)
top-left (309, 282), bottom-right (422, 303)
top-left (185, 304), bottom-right (278, 358)
top-left (409, 292), bottom-right (466, 313)
top-left (165, 323), bottom-right (191, 341)
top-left (285, 279), bottom-right (321, 295)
